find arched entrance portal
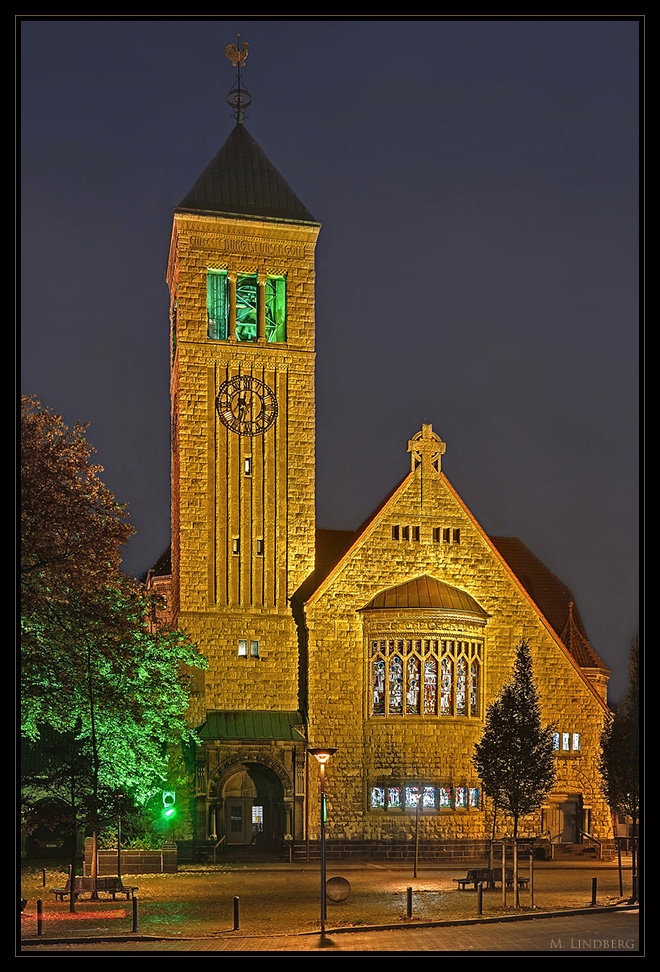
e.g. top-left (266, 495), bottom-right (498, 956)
top-left (218, 762), bottom-right (285, 847)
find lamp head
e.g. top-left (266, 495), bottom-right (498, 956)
top-left (308, 747), bottom-right (338, 765)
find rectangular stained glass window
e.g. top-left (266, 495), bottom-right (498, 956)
top-left (469, 787), bottom-right (480, 808)
top-left (405, 786), bottom-right (421, 809)
top-left (439, 787), bottom-right (452, 808)
top-left (406, 655), bottom-right (421, 715)
top-left (265, 276), bottom-right (287, 342)
top-left (207, 270), bottom-right (228, 339)
top-left (236, 274), bottom-right (258, 342)
top-left (422, 786), bottom-right (436, 809)
top-left (370, 787), bottom-right (385, 809)
top-left (455, 787), bottom-right (468, 809)
top-left (389, 655), bottom-right (404, 715)
top-left (388, 786), bottom-right (402, 809)
top-left (424, 657), bottom-right (438, 715)
top-left (572, 733), bottom-right (581, 752)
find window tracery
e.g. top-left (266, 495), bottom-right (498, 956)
top-left (370, 637), bottom-right (483, 718)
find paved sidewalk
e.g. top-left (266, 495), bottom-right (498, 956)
top-left (20, 857), bottom-right (641, 953)
top-left (18, 907), bottom-right (641, 953)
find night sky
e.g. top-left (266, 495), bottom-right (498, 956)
top-left (19, 17), bottom-right (641, 703)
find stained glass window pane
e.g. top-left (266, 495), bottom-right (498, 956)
top-left (236, 274), bottom-right (258, 342)
top-left (388, 787), bottom-right (401, 809)
top-left (265, 276), bottom-right (286, 342)
top-left (422, 786), bottom-right (436, 808)
top-left (405, 786), bottom-right (421, 808)
top-left (439, 787), bottom-right (452, 807)
top-left (424, 656), bottom-right (438, 715)
top-left (562, 732), bottom-right (570, 751)
top-left (207, 271), bottom-right (228, 340)
top-left (389, 655), bottom-right (403, 715)
top-left (572, 733), bottom-right (581, 751)
top-left (455, 787), bottom-right (467, 808)
top-left (456, 657), bottom-right (468, 715)
top-left (406, 655), bottom-right (421, 715)
top-left (370, 787), bottom-right (385, 809)
top-left (553, 732), bottom-right (560, 750)
top-left (470, 659), bottom-right (479, 716)
top-left (469, 787), bottom-right (480, 808)
top-left (372, 658), bottom-right (385, 715)
top-left (441, 656), bottom-right (453, 714)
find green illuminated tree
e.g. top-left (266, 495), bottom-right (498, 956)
top-left (473, 640), bottom-right (555, 900)
top-left (20, 397), bottom-right (206, 884)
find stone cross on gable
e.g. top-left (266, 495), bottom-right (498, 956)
top-left (407, 423), bottom-right (446, 476)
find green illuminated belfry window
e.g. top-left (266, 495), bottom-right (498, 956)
top-left (207, 270), bottom-right (287, 343)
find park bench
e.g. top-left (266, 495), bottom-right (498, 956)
top-left (492, 869), bottom-right (530, 890)
top-left (453, 868), bottom-right (495, 890)
top-left (453, 868), bottom-right (529, 891)
top-left (53, 876), bottom-right (138, 901)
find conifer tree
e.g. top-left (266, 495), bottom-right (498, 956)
top-left (473, 639), bottom-right (556, 840)
top-left (598, 635), bottom-right (639, 832)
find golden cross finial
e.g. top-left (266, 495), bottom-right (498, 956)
top-left (407, 423), bottom-right (446, 476)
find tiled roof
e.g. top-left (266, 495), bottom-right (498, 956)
top-left (361, 575), bottom-right (489, 618)
top-left (490, 536), bottom-right (609, 673)
top-left (198, 710), bottom-right (305, 741)
top-left (176, 122), bottom-right (318, 225)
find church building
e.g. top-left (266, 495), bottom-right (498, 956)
top-left (148, 50), bottom-right (614, 860)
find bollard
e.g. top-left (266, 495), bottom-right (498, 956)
top-left (132, 895), bottom-right (139, 933)
top-left (591, 877), bottom-right (597, 906)
top-left (68, 864), bottom-right (75, 913)
top-left (406, 886), bottom-right (413, 919)
top-left (233, 896), bottom-right (240, 930)
top-left (42, 868), bottom-right (46, 887)
top-left (477, 882), bottom-right (483, 916)
top-left (37, 899), bottom-right (43, 937)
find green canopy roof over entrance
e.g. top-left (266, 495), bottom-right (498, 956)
top-left (198, 710), bottom-right (305, 741)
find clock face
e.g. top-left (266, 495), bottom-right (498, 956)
top-left (216, 375), bottom-right (278, 436)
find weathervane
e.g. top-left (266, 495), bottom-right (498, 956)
top-left (225, 35), bottom-right (252, 123)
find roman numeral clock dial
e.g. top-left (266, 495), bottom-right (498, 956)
top-left (216, 375), bottom-right (278, 436)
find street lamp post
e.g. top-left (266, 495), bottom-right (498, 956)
top-left (308, 747), bottom-right (337, 936)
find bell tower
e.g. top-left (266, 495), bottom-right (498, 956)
top-left (167, 43), bottom-right (320, 719)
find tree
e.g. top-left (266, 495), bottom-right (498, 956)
top-left (20, 397), bottom-right (206, 884)
top-left (473, 640), bottom-right (556, 902)
top-left (598, 635), bottom-right (640, 832)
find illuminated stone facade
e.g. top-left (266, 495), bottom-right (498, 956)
top-left (152, 118), bottom-right (614, 858)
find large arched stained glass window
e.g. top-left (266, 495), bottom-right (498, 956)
top-left (370, 637), bottom-right (483, 718)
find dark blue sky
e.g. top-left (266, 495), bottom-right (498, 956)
top-left (19, 17), bottom-right (641, 702)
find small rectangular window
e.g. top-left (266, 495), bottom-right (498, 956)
top-left (402, 526), bottom-right (410, 540)
top-left (244, 456), bottom-right (252, 476)
top-left (238, 639), bottom-right (248, 657)
top-left (232, 538), bottom-right (240, 555)
top-left (412, 526), bottom-right (420, 542)
top-left (443, 528), bottom-right (451, 543)
top-left (572, 733), bottom-right (581, 752)
top-left (453, 528), bottom-right (461, 543)
top-left (256, 539), bottom-right (264, 556)
top-left (392, 525), bottom-right (400, 540)
top-left (433, 527), bottom-right (441, 542)
top-left (562, 732), bottom-right (570, 751)
top-left (250, 640), bottom-right (260, 657)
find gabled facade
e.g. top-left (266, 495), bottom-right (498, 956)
top-left (150, 108), bottom-right (613, 858)
top-left (300, 425), bottom-right (612, 850)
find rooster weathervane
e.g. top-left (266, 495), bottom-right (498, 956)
top-left (225, 36), bottom-right (252, 122)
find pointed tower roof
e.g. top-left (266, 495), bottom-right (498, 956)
top-left (175, 122), bottom-right (319, 225)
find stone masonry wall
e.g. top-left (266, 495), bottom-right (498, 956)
top-left (305, 462), bottom-right (612, 846)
